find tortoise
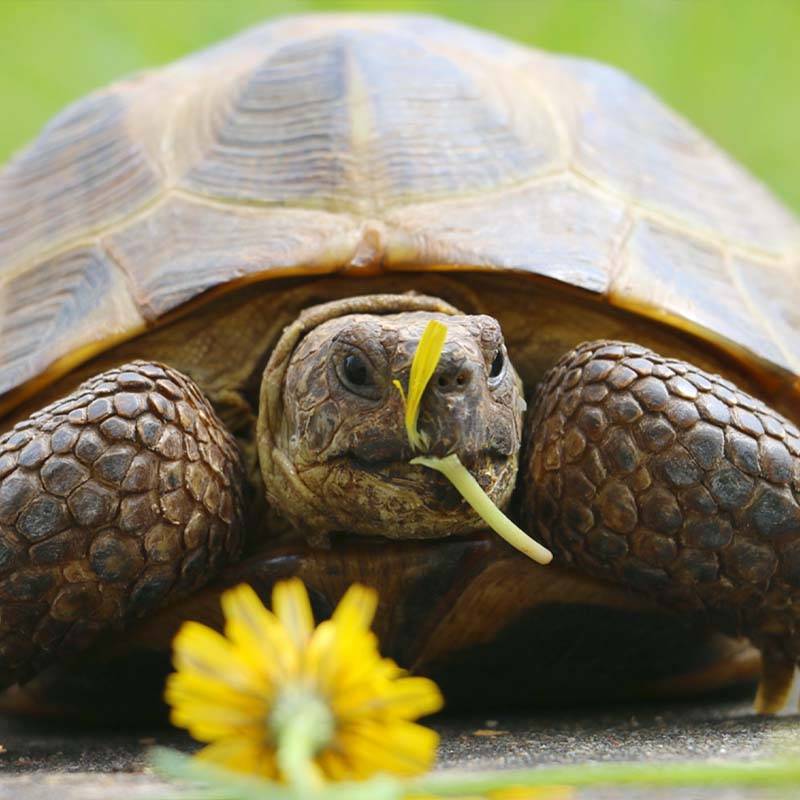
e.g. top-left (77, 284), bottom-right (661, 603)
top-left (0, 13), bottom-right (799, 722)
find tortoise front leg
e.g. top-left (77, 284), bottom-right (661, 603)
top-left (0, 362), bottom-right (244, 689)
top-left (522, 340), bottom-right (800, 713)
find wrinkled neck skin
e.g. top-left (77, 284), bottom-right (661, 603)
top-left (258, 294), bottom-right (525, 544)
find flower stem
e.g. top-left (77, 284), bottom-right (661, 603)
top-left (272, 688), bottom-right (334, 794)
top-left (153, 746), bottom-right (800, 799)
top-left (410, 756), bottom-right (800, 794)
top-left (411, 453), bottom-right (552, 565)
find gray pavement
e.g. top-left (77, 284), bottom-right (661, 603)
top-left (1, 699), bottom-right (800, 799)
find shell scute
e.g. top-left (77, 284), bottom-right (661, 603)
top-left (0, 247), bottom-right (143, 395)
top-left (0, 91), bottom-right (162, 270)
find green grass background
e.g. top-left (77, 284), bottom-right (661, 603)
top-left (1, 0), bottom-right (798, 212)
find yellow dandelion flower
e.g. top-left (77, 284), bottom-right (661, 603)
top-left (165, 578), bottom-right (443, 784)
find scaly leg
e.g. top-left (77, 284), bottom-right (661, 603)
top-left (0, 362), bottom-right (243, 688)
top-left (523, 340), bottom-right (800, 712)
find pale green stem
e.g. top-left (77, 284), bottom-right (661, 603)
top-left (411, 453), bottom-right (552, 565)
top-left (151, 747), bottom-right (403, 800)
top-left (276, 712), bottom-right (322, 794)
top-left (152, 746), bottom-right (800, 798)
top-left (410, 756), bottom-right (800, 793)
top-left (271, 688), bottom-right (334, 795)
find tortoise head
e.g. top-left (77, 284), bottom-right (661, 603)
top-left (257, 294), bottom-right (525, 540)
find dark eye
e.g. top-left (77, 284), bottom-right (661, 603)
top-left (343, 354), bottom-right (370, 386)
top-left (489, 349), bottom-right (505, 380)
top-left (336, 351), bottom-right (382, 400)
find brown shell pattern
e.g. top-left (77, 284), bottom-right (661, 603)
top-left (0, 14), bottom-right (797, 402)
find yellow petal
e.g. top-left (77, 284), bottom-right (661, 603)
top-left (303, 621), bottom-right (341, 693)
top-left (166, 676), bottom-right (268, 740)
top-left (168, 702), bottom-right (265, 742)
top-left (336, 718), bottom-right (439, 777)
top-left (306, 584), bottom-right (380, 692)
top-left (490, 788), bottom-right (575, 800)
top-left (310, 623), bottom-right (383, 696)
top-left (272, 578), bottom-right (315, 650)
top-left (168, 704), bottom-right (260, 734)
top-left (221, 584), bottom-right (299, 679)
top-left (331, 584), bottom-right (378, 633)
top-left (396, 319), bottom-right (448, 451)
top-left (172, 621), bottom-right (266, 695)
top-left (169, 711), bottom-right (264, 744)
top-left (165, 670), bottom-right (269, 713)
top-left (327, 655), bottom-right (405, 716)
top-left (316, 747), bottom-right (354, 781)
top-left (197, 737), bottom-right (279, 779)
top-left (335, 675), bottom-right (443, 721)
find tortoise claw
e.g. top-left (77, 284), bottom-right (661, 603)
top-left (754, 649), bottom-right (795, 714)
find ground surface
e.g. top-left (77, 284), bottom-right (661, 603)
top-left (1, 698), bottom-right (799, 799)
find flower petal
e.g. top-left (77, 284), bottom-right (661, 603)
top-left (197, 737), bottom-right (279, 778)
top-left (490, 788), bottom-right (575, 800)
top-left (166, 670), bottom-right (268, 712)
top-left (335, 675), bottom-right (443, 721)
top-left (336, 718), bottom-right (439, 777)
top-left (222, 584), bottom-right (299, 679)
top-left (331, 584), bottom-right (378, 632)
top-left (402, 319), bottom-right (448, 451)
top-left (166, 675), bottom-right (269, 742)
top-left (315, 747), bottom-right (353, 781)
top-left (272, 578), bottom-right (315, 650)
top-left (172, 621), bottom-right (266, 695)
top-left (307, 620), bottom-right (384, 696)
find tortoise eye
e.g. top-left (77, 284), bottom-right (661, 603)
top-left (489, 349), bottom-right (505, 380)
top-left (332, 339), bottom-right (385, 401)
top-left (336, 352), bottom-right (382, 400)
top-left (343, 354), bottom-right (370, 386)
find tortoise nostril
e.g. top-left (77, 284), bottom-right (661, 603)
top-left (435, 366), bottom-right (472, 392)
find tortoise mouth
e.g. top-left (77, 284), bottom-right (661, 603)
top-left (285, 445), bottom-right (518, 541)
top-left (342, 449), bottom-right (499, 471)
top-left (317, 449), bottom-right (516, 524)
top-left (340, 449), bottom-right (508, 492)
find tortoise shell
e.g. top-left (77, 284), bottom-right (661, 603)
top-left (0, 14), bottom-right (799, 718)
top-left (0, 13), bottom-right (798, 419)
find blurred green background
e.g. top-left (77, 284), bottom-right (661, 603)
top-left (1, 0), bottom-right (798, 212)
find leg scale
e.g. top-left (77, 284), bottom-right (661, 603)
top-left (522, 340), bottom-right (800, 712)
top-left (0, 361), bottom-right (244, 688)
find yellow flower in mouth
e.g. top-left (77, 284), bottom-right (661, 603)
top-left (394, 319), bottom-right (552, 566)
top-left (165, 578), bottom-right (443, 782)
top-left (393, 319), bottom-right (448, 452)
